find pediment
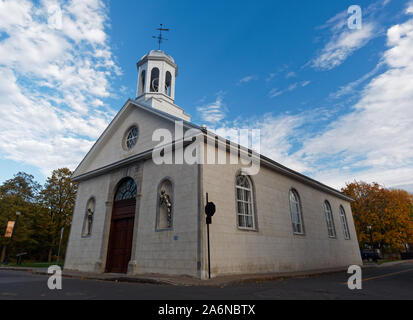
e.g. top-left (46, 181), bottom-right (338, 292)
top-left (72, 99), bottom-right (197, 180)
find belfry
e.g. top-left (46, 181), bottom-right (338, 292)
top-left (136, 50), bottom-right (190, 121)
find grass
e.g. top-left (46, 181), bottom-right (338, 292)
top-left (6, 262), bottom-right (64, 268)
top-left (377, 259), bottom-right (401, 265)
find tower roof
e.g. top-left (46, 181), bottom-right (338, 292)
top-left (137, 50), bottom-right (177, 70)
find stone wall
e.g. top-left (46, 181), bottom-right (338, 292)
top-left (201, 149), bottom-right (362, 277)
top-left (65, 159), bottom-right (200, 277)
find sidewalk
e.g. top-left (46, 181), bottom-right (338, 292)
top-left (1, 259), bottom-right (412, 287)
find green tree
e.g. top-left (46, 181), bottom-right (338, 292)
top-left (0, 172), bottom-right (42, 262)
top-left (40, 168), bottom-right (77, 262)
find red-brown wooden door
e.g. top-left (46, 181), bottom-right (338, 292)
top-left (105, 198), bottom-right (136, 273)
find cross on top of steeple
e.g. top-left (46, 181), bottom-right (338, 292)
top-left (152, 24), bottom-right (169, 50)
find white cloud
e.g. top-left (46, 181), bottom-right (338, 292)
top-left (312, 1), bottom-right (394, 71)
top-left (268, 88), bottom-right (283, 98)
top-left (0, 0), bottom-right (119, 176)
top-left (285, 71), bottom-right (296, 79)
top-left (268, 81), bottom-right (306, 98)
top-left (196, 93), bottom-right (227, 124)
top-left (212, 113), bottom-right (309, 173)
top-left (209, 10), bottom-right (413, 192)
top-left (330, 64), bottom-right (384, 99)
top-left (238, 75), bottom-right (257, 84)
top-left (407, 2), bottom-right (413, 14)
top-left (313, 23), bottom-right (376, 70)
top-left (266, 73), bottom-right (276, 82)
top-left (299, 14), bottom-right (413, 190)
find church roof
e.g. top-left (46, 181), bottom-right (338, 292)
top-left (144, 50), bottom-right (175, 63)
top-left (72, 98), bottom-right (352, 202)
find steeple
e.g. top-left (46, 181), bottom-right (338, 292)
top-left (135, 50), bottom-right (190, 122)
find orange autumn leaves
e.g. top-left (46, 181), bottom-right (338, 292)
top-left (342, 182), bottom-right (413, 251)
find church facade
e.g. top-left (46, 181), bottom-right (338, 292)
top-left (64, 50), bottom-right (362, 279)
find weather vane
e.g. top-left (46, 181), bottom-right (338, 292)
top-left (153, 24), bottom-right (169, 50)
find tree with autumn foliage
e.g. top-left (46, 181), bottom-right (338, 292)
top-left (342, 181), bottom-right (413, 253)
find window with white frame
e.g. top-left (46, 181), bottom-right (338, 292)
top-left (289, 189), bottom-right (304, 234)
top-left (339, 206), bottom-right (351, 240)
top-left (324, 201), bottom-right (336, 238)
top-left (236, 174), bottom-right (255, 230)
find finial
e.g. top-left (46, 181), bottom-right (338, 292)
top-left (152, 24), bottom-right (169, 51)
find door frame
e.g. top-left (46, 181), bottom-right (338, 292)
top-left (104, 176), bottom-right (138, 274)
top-left (105, 198), bottom-right (136, 273)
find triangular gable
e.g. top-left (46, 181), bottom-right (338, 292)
top-left (72, 99), bottom-right (200, 180)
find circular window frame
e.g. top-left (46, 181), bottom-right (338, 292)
top-left (123, 125), bottom-right (139, 151)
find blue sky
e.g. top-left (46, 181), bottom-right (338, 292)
top-left (0, 0), bottom-right (412, 192)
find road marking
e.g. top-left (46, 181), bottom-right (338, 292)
top-left (362, 267), bottom-right (413, 282)
top-left (343, 267), bottom-right (413, 285)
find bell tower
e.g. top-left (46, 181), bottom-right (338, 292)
top-left (135, 50), bottom-right (190, 121)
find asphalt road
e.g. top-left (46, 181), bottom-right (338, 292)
top-left (0, 262), bottom-right (412, 300)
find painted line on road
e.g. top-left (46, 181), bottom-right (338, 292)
top-left (343, 267), bottom-right (413, 285)
top-left (362, 267), bottom-right (413, 282)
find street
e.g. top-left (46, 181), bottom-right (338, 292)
top-left (0, 262), bottom-right (412, 300)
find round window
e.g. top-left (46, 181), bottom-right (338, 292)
top-left (125, 126), bottom-right (138, 150)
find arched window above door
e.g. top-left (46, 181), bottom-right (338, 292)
top-left (115, 178), bottom-right (137, 201)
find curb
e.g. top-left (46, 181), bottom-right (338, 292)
top-left (0, 267), bottom-right (173, 285)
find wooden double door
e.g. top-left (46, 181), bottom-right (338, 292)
top-left (105, 198), bottom-right (136, 273)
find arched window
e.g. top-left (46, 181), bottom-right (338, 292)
top-left (289, 189), bottom-right (304, 234)
top-left (236, 174), bottom-right (255, 230)
top-left (140, 70), bottom-right (146, 94)
top-left (115, 178), bottom-right (137, 202)
top-left (339, 206), bottom-right (351, 240)
top-left (150, 67), bottom-right (160, 92)
top-left (165, 71), bottom-right (172, 96)
top-left (323, 201), bottom-right (336, 238)
top-left (82, 198), bottom-right (95, 237)
top-left (157, 179), bottom-right (173, 230)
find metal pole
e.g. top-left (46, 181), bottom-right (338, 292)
top-left (4, 212), bottom-right (20, 265)
top-left (207, 223), bottom-right (211, 279)
top-left (206, 192), bottom-right (211, 279)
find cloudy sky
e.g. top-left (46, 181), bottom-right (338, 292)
top-left (0, 0), bottom-right (412, 192)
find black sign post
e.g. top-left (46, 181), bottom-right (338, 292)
top-left (205, 193), bottom-right (216, 279)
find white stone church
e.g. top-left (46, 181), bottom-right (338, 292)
top-left (65, 50), bottom-right (362, 279)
